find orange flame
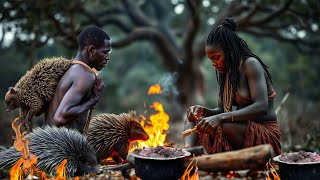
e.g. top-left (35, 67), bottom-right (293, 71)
top-left (135, 101), bottom-right (169, 148)
top-left (12, 118), bottom-right (27, 152)
top-left (147, 84), bottom-right (162, 95)
top-left (55, 159), bottom-right (67, 180)
top-left (10, 158), bottom-right (24, 180)
top-left (180, 159), bottom-right (199, 180)
top-left (130, 84), bottom-right (169, 149)
top-left (266, 162), bottom-right (280, 180)
top-left (10, 118), bottom-right (69, 180)
top-left (10, 118), bottom-right (38, 179)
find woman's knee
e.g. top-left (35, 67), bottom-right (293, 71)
top-left (220, 122), bottom-right (247, 149)
top-left (220, 122), bottom-right (246, 139)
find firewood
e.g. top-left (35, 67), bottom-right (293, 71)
top-left (185, 144), bottom-right (274, 172)
top-left (182, 127), bottom-right (197, 137)
top-left (103, 162), bottom-right (133, 171)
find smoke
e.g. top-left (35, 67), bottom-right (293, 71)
top-left (158, 72), bottom-right (179, 97)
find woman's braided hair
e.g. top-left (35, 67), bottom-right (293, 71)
top-left (206, 17), bottom-right (272, 112)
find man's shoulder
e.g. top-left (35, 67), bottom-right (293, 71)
top-left (68, 65), bottom-right (96, 80)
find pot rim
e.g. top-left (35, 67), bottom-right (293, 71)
top-left (130, 148), bottom-right (191, 160)
top-left (273, 153), bottom-right (320, 165)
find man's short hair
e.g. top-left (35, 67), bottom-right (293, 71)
top-left (77, 26), bottom-right (110, 50)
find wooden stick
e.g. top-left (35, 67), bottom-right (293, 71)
top-left (82, 108), bottom-right (93, 136)
top-left (103, 162), bottom-right (133, 171)
top-left (182, 113), bottom-right (201, 137)
top-left (275, 92), bottom-right (290, 115)
top-left (182, 127), bottom-right (197, 137)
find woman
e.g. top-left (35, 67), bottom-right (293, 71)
top-left (184, 18), bottom-right (281, 155)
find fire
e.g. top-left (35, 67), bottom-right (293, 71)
top-left (10, 118), bottom-right (38, 179)
top-left (9, 118), bottom-right (68, 180)
top-left (266, 162), bottom-right (280, 180)
top-left (147, 84), bottom-right (162, 95)
top-left (132, 84), bottom-right (170, 149)
top-left (10, 158), bottom-right (24, 180)
top-left (55, 159), bottom-right (67, 180)
top-left (180, 159), bottom-right (199, 180)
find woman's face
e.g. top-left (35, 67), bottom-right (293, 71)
top-left (205, 45), bottom-right (226, 73)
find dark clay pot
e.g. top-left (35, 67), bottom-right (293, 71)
top-left (273, 154), bottom-right (320, 180)
top-left (130, 148), bottom-right (191, 180)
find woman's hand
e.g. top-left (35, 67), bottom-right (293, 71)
top-left (196, 115), bottom-right (222, 134)
top-left (186, 105), bottom-right (208, 122)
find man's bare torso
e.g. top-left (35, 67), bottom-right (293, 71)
top-left (45, 64), bottom-right (94, 133)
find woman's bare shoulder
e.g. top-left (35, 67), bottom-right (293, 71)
top-left (242, 57), bottom-right (265, 74)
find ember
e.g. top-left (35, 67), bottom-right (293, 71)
top-left (132, 146), bottom-right (185, 158)
top-left (279, 151), bottom-right (320, 163)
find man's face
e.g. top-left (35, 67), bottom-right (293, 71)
top-left (92, 39), bottom-right (111, 71)
top-left (205, 45), bottom-right (226, 73)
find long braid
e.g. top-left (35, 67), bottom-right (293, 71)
top-left (207, 18), bottom-right (272, 112)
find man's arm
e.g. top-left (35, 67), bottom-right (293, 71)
top-left (53, 73), bottom-right (103, 126)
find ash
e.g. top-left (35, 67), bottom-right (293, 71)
top-left (279, 151), bottom-right (320, 163)
top-left (133, 146), bottom-right (185, 158)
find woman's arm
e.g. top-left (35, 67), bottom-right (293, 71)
top-left (219, 57), bottom-right (269, 122)
top-left (196, 57), bottom-right (270, 133)
top-left (205, 96), bottom-right (224, 116)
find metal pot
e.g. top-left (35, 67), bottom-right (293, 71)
top-left (130, 148), bottom-right (191, 180)
top-left (273, 154), bottom-right (320, 180)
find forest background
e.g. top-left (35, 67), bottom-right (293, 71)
top-left (0, 0), bottom-right (319, 152)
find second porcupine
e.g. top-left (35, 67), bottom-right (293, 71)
top-left (87, 111), bottom-right (149, 163)
top-left (4, 57), bottom-right (71, 122)
top-left (0, 126), bottom-right (99, 178)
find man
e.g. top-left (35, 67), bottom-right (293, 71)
top-left (45, 26), bottom-right (111, 133)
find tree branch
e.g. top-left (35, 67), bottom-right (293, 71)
top-left (121, 0), bottom-right (153, 27)
top-left (242, 28), bottom-right (320, 53)
top-left (251, 0), bottom-right (294, 25)
top-left (112, 27), bottom-right (180, 71)
top-left (183, 0), bottom-right (201, 65)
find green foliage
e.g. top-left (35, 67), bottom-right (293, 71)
top-left (287, 55), bottom-right (319, 100)
top-left (0, 46), bottom-right (29, 96)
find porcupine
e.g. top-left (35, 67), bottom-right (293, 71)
top-left (87, 111), bottom-right (149, 163)
top-left (4, 57), bottom-right (71, 124)
top-left (0, 126), bottom-right (99, 178)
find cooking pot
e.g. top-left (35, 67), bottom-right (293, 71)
top-left (273, 153), bottom-right (320, 180)
top-left (130, 147), bottom-right (191, 180)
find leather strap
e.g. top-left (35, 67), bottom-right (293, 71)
top-left (71, 60), bottom-right (98, 78)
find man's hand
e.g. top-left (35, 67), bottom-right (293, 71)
top-left (92, 76), bottom-right (104, 105)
